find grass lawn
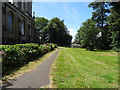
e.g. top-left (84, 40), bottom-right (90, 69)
top-left (51, 47), bottom-right (118, 88)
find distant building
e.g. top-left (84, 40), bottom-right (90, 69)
top-left (71, 44), bottom-right (81, 48)
top-left (2, 1), bottom-right (38, 44)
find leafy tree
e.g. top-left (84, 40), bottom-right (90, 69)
top-left (35, 17), bottom-right (49, 44)
top-left (108, 2), bottom-right (120, 51)
top-left (35, 17), bottom-right (49, 30)
top-left (88, 2), bottom-right (110, 50)
top-left (77, 19), bottom-right (99, 51)
top-left (74, 2), bottom-right (119, 51)
top-left (35, 17), bottom-right (72, 46)
top-left (46, 17), bottom-right (72, 46)
top-left (74, 30), bottom-right (81, 44)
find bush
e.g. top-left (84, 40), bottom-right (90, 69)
top-left (1, 43), bottom-right (57, 76)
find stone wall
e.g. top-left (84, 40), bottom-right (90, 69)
top-left (2, 2), bottom-right (37, 45)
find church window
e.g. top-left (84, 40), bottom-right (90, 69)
top-left (7, 11), bottom-right (14, 32)
top-left (21, 20), bottom-right (25, 35)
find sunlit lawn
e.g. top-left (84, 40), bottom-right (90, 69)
top-left (51, 47), bottom-right (118, 88)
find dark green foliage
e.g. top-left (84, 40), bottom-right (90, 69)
top-left (35, 17), bottom-right (49, 45)
top-left (88, 2), bottom-right (111, 50)
top-left (35, 17), bottom-right (49, 30)
top-left (35, 17), bottom-right (72, 46)
top-left (108, 2), bottom-right (120, 52)
top-left (1, 43), bottom-right (57, 76)
top-left (74, 2), bottom-right (119, 51)
top-left (75, 19), bottom-right (99, 51)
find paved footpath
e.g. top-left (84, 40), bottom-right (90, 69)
top-left (3, 49), bottom-right (59, 88)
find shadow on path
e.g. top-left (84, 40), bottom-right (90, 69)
top-left (3, 49), bottom-right (59, 88)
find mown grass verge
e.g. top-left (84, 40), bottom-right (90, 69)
top-left (51, 47), bottom-right (118, 88)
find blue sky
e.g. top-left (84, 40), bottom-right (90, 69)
top-left (32, 2), bottom-right (93, 41)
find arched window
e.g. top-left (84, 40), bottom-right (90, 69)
top-left (7, 11), bottom-right (14, 32)
top-left (21, 20), bottom-right (25, 35)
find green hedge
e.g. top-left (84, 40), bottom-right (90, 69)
top-left (0, 43), bottom-right (57, 76)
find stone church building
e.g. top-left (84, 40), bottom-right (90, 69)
top-left (2, 1), bottom-right (37, 44)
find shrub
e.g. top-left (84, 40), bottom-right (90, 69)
top-left (1, 43), bottom-right (57, 76)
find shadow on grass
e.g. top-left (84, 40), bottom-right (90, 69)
top-left (64, 47), bottom-right (115, 53)
top-left (93, 50), bottom-right (114, 52)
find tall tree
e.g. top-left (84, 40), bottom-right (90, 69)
top-left (88, 2), bottom-right (110, 49)
top-left (35, 17), bottom-right (72, 46)
top-left (35, 17), bottom-right (49, 44)
top-left (108, 2), bottom-right (120, 51)
top-left (74, 30), bottom-right (81, 44)
top-left (76, 19), bottom-right (99, 51)
top-left (47, 17), bottom-right (72, 46)
top-left (35, 17), bottom-right (49, 31)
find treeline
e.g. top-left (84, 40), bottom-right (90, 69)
top-left (35, 17), bottom-right (72, 46)
top-left (74, 2), bottom-right (120, 51)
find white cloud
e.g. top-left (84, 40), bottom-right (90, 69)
top-left (62, 5), bottom-right (81, 22)
top-left (68, 29), bottom-right (77, 41)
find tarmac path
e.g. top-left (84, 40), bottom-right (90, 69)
top-left (3, 49), bottom-right (59, 88)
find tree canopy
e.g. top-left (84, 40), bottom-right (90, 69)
top-left (35, 17), bottom-right (72, 46)
top-left (74, 2), bottom-right (120, 51)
